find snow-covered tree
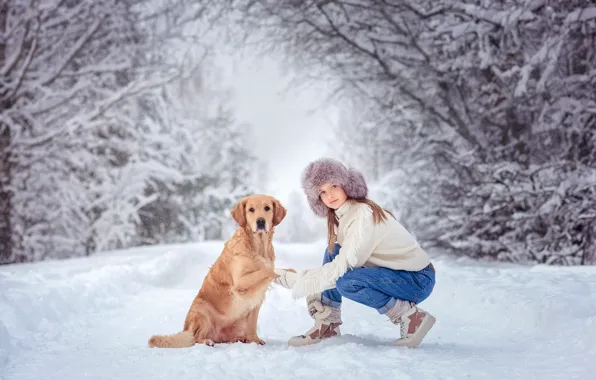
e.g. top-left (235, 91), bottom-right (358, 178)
top-left (234, 0), bottom-right (596, 265)
top-left (419, 1), bottom-right (596, 265)
top-left (0, 1), bottom-right (242, 264)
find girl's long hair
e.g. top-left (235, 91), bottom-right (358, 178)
top-left (326, 198), bottom-right (394, 252)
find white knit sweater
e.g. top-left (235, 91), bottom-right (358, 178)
top-left (291, 200), bottom-right (430, 298)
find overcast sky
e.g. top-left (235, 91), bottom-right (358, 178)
top-left (219, 51), bottom-right (341, 202)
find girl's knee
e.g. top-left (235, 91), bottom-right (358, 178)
top-left (414, 274), bottom-right (435, 303)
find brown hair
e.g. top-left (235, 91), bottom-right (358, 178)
top-left (325, 198), bottom-right (395, 252)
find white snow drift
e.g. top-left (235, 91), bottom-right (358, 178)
top-left (1, 241), bottom-right (595, 380)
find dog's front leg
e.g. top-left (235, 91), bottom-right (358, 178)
top-left (233, 267), bottom-right (277, 295)
top-left (243, 303), bottom-right (265, 345)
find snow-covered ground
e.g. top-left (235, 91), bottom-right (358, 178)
top-left (1, 241), bottom-right (595, 380)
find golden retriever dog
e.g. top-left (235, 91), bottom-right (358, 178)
top-left (148, 194), bottom-right (286, 348)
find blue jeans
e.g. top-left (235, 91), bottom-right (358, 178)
top-left (321, 243), bottom-right (435, 314)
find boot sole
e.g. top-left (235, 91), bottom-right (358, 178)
top-left (288, 338), bottom-right (324, 347)
top-left (393, 314), bottom-right (436, 348)
top-left (288, 331), bottom-right (342, 347)
top-left (288, 336), bottom-right (340, 347)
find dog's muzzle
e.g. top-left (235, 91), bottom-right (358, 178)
top-left (256, 218), bottom-right (266, 231)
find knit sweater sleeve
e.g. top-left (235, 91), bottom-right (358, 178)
top-left (291, 205), bottom-right (377, 299)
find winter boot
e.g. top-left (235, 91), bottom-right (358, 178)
top-left (386, 300), bottom-right (436, 348)
top-left (288, 294), bottom-right (342, 347)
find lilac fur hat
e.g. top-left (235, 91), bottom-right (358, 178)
top-left (301, 158), bottom-right (368, 217)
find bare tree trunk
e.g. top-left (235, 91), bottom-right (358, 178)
top-left (0, 2), bottom-right (13, 264)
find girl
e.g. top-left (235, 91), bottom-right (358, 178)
top-left (274, 158), bottom-right (436, 348)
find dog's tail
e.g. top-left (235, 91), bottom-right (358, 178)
top-left (148, 331), bottom-right (195, 348)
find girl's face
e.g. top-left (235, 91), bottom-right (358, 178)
top-left (318, 182), bottom-right (348, 210)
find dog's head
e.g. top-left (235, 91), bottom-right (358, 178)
top-left (231, 194), bottom-right (287, 234)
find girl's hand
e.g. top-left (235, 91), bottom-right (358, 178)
top-left (273, 268), bottom-right (299, 289)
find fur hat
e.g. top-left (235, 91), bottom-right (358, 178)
top-left (301, 158), bottom-right (368, 217)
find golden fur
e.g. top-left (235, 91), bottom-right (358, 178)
top-left (148, 194), bottom-right (286, 348)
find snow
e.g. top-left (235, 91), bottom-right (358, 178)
top-left (566, 7), bottom-right (596, 23)
top-left (1, 241), bottom-right (595, 380)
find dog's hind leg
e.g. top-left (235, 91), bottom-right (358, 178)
top-left (184, 309), bottom-right (215, 346)
top-left (218, 320), bottom-right (249, 344)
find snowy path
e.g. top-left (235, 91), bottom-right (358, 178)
top-left (1, 241), bottom-right (595, 380)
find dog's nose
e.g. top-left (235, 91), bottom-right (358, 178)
top-left (256, 218), bottom-right (266, 230)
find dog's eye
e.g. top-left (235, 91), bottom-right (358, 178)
top-left (264, 206), bottom-right (270, 211)
top-left (249, 207), bottom-right (255, 212)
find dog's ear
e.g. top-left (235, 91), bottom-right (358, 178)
top-left (272, 198), bottom-right (287, 226)
top-left (231, 198), bottom-right (247, 227)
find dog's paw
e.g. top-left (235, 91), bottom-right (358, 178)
top-left (235, 336), bottom-right (265, 345)
top-left (246, 336), bottom-right (265, 345)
